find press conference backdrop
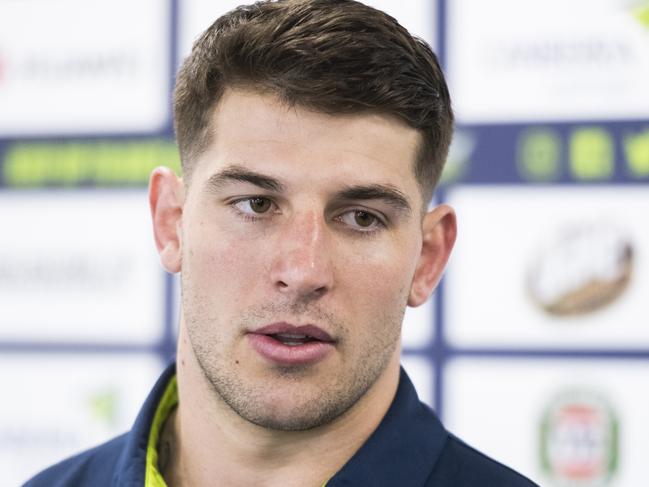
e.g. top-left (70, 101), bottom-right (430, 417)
top-left (1, 0), bottom-right (648, 485)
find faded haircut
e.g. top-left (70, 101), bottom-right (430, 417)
top-left (173, 0), bottom-right (453, 203)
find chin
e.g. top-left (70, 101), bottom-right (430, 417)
top-left (242, 374), bottom-right (374, 432)
top-left (242, 401), bottom-right (348, 432)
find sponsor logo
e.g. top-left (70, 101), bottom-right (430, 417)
top-left (20, 51), bottom-right (137, 82)
top-left (440, 130), bottom-right (475, 185)
top-left (517, 128), bottom-right (562, 182)
top-left (569, 128), bottom-right (614, 181)
top-left (492, 40), bottom-right (632, 69)
top-left (526, 222), bottom-right (633, 316)
top-left (540, 390), bottom-right (619, 486)
top-left (0, 49), bottom-right (141, 92)
top-left (630, 0), bottom-right (649, 29)
top-left (2, 140), bottom-right (181, 187)
top-left (517, 126), bottom-right (649, 184)
top-left (624, 128), bottom-right (649, 178)
top-left (0, 252), bottom-right (132, 290)
top-left (88, 387), bottom-right (119, 428)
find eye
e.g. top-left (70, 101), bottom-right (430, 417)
top-left (338, 209), bottom-right (384, 231)
top-left (232, 197), bottom-right (274, 215)
top-left (248, 197), bottom-right (272, 213)
top-left (352, 211), bottom-right (376, 228)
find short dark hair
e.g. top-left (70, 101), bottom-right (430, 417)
top-left (173, 0), bottom-right (453, 203)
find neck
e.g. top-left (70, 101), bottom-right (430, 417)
top-left (164, 327), bottom-right (400, 487)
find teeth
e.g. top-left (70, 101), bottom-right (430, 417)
top-left (270, 332), bottom-right (316, 346)
top-left (275, 333), bottom-right (308, 339)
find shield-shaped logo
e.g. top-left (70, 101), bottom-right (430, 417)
top-left (540, 390), bottom-right (619, 486)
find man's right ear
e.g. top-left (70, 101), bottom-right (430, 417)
top-left (149, 166), bottom-right (184, 274)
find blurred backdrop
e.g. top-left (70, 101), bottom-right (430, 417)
top-left (1, 0), bottom-right (648, 485)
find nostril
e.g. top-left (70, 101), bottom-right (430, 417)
top-left (278, 280), bottom-right (289, 289)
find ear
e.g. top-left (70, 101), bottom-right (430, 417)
top-left (149, 166), bottom-right (184, 274)
top-left (408, 204), bottom-right (457, 307)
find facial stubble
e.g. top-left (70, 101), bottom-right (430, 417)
top-left (181, 273), bottom-right (405, 432)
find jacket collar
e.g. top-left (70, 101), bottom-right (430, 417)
top-left (112, 364), bottom-right (448, 487)
top-left (113, 362), bottom-right (177, 486)
top-left (326, 368), bottom-right (448, 486)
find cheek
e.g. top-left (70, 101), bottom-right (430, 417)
top-left (183, 224), bottom-right (268, 297)
top-left (365, 261), bottom-right (412, 303)
top-left (336, 254), bottom-right (412, 359)
top-left (341, 243), bottom-right (417, 314)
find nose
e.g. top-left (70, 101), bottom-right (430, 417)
top-left (270, 210), bottom-right (334, 299)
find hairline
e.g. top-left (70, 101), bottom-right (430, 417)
top-left (179, 85), bottom-right (435, 210)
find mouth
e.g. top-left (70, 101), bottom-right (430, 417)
top-left (254, 323), bottom-right (334, 343)
top-left (247, 323), bottom-right (336, 366)
top-left (266, 333), bottom-right (322, 346)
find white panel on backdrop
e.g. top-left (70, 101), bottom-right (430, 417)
top-left (178, 0), bottom-right (437, 64)
top-left (359, 0), bottom-right (436, 47)
top-left (178, 0), bottom-right (246, 63)
top-left (402, 299), bottom-right (435, 349)
top-left (444, 358), bottom-right (649, 487)
top-left (3, 354), bottom-right (164, 487)
top-left (401, 354), bottom-right (434, 408)
top-left (0, 190), bottom-right (165, 344)
top-left (171, 273), bottom-right (181, 342)
top-left (0, 0), bottom-right (169, 136)
top-left (447, 0), bottom-right (649, 122)
top-left (445, 186), bottom-right (649, 349)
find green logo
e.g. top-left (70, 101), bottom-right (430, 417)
top-left (87, 387), bottom-right (119, 427)
top-left (540, 390), bottom-right (619, 486)
top-left (630, 0), bottom-right (649, 28)
top-left (3, 139), bottom-right (181, 187)
top-left (624, 128), bottom-right (649, 178)
top-left (440, 130), bottom-right (475, 185)
top-left (517, 128), bottom-right (561, 182)
top-left (569, 128), bottom-right (614, 181)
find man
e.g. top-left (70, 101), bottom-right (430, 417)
top-left (26, 1), bottom-right (537, 486)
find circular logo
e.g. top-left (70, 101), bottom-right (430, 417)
top-left (540, 390), bottom-right (619, 486)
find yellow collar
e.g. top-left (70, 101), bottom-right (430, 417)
top-left (145, 375), bottom-right (178, 487)
top-left (143, 374), bottom-right (329, 487)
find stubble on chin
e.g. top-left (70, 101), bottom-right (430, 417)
top-left (181, 278), bottom-right (404, 431)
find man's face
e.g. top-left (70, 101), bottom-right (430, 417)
top-left (178, 89), bottom-right (428, 431)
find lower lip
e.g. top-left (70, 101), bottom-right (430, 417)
top-left (247, 334), bottom-right (334, 366)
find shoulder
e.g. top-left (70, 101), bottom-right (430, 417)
top-left (426, 433), bottom-right (539, 486)
top-left (22, 434), bottom-right (128, 487)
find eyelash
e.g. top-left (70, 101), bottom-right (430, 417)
top-left (229, 197), bottom-right (279, 222)
top-left (228, 197), bottom-right (387, 235)
top-left (334, 210), bottom-right (386, 236)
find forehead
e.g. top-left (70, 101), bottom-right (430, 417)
top-left (192, 89), bottom-right (422, 201)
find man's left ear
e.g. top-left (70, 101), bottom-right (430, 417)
top-left (408, 204), bottom-right (457, 307)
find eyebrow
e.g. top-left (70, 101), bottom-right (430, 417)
top-left (204, 165), bottom-right (412, 214)
top-left (334, 184), bottom-right (412, 214)
top-left (205, 165), bottom-right (285, 193)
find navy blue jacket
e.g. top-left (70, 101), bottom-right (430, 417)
top-left (25, 364), bottom-right (538, 486)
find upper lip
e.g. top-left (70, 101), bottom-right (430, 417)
top-left (250, 323), bottom-right (335, 342)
